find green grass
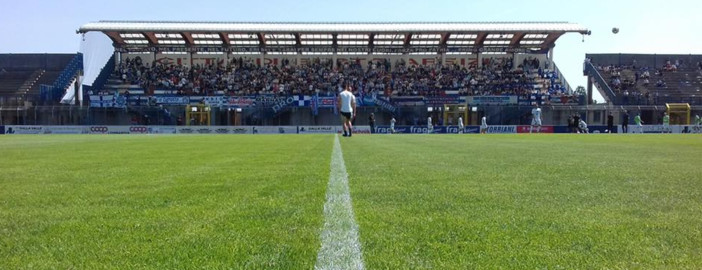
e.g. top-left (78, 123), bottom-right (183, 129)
top-left (342, 134), bottom-right (702, 269)
top-left (0, 135), bottom-right (331, 269)
top-left (1, 134), bottom-right (701, 269)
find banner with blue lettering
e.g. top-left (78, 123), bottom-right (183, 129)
top-left (373, 125), bottom-right (480, 134)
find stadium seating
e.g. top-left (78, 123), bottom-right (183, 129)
top-left (0, 54), bottom-right (83, 105)
top-left (98, 56), bottom-right (569, 99)
top-left (586, 54), bottom-right (702, 105)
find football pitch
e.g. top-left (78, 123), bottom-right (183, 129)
top-left (1, 134), bottom-right (701, 269)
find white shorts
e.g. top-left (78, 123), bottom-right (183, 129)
top-left (663, 123), bottom-right (669, 127)
top-left (481, 124), bottom-right (488, 130)
top-left (531, 118), bottom-right (542, 126)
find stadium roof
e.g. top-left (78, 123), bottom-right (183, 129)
top-left (78, 21), bottom-right (590, 54)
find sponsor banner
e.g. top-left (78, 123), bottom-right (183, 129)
top-left (374, 125), bottom-right (408, 134)
top-left (89, 95), bottom-right (127, 108)
top-left (228, 97), bottom-right (256, 107)
top-left (155, 96), bottom-right (190, 105)
top-left (587, 125), bottom-right (616, 134)
top-left (409, 126), bottom-right (435, 134)
top-left (253, 126), bottom-right (299, 134)
top-left (433, 125), bottom-right (480, 134)
top-left (129, 126), bottom-right (149, 134)
top-left (424, 96), bottom-right (462, 105)
top-left (336, 126), bottom-right (371, 134)
top-left (231, 127), bottom-right (254, 134)
top-left (0, 125), bottom-right (4, 134)
top-left (517, 125), bottom-right (554, 133)
top-left (316, 97), bottom-right (336, 108)
top-left (43, 126), bottom-right (89, 134)
top-left (89, 126), bottom-right (109, 134)
top-left (202, 96), bottom-right (227, 106)
top-left (176, 126), bottom-right (254, 134)
top-left (107, 126), bottom-right (131, 134)
top-left (681, 125), bottom-right (702, 134)
top-left (87, 126), bottom-right (131, 134)
top-left (298, 126), bottom-right (337, 134)
top-left (485, 125), bottom-right (517, 134)
top-left (148, 127), bottom-right (177, 134)
top-left (3, 125), bottom-right (44, 134)
top-left (467, 96), bottom-right (518, 105)
top-left (177, 127), bottom-right (196, 134)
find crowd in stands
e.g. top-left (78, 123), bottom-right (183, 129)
top-left (112, 55), bottom-right (568, 98)
top-left (588, 57), bottom-right (702, 104)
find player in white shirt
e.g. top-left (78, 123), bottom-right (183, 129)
top-left (458, 116), bottom-right (464, 134)
top-left (427, 116), bottom-right (433, 134)
top-left (480, 116), bottom-right (488, 134)
top-left (336, 85), bottom-right (357, 137)
top-left (578, 119), bottom-right (589, 133)
top-left (390, 117), bottom-right (396, 134)
top-left (530, 104), bottom-right (542, 133)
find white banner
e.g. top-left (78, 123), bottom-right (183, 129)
top-left (336, 126), bottom-right (371, 134)
top-left (4, 125), bottom-right (45, 134)
top-left (43, 126), bottom-right (89, 134)
top-left (252, 126), bottom-right (298, 134)
top-left (148, 126), bottom-right (177, 134)
top-left (297, 126), bottom-right (338, 134)
top-left (485, 125), bottom-right (517, 134)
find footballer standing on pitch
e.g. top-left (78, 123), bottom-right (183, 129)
top-left (337, 85), bottom-right (357, 137)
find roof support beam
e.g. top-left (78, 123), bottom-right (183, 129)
top-left (440, 33), bottom-right (450, 45)
top-left (180, 32), bottom-right (194, 46)
top-left (474, 33), bottom-right (487, 48)
top-left (369, 33), bottom-right (375, 47)
top-left (540, 32), bottom-right (564, 51)
top-left (404, 33), bottom-right (412, 45)
top-left (257, 33), bottom-right (266, 45)
top-left (219, 32), bottom-right (230, 46)
top-left (105, 32), bottom-right (125, 45)
top-left (142, 32), bottom-right (158, 45)
top-left (509, 32), bottom-right (526, 47)
top-left (294, 33), bottom-right (301, 46)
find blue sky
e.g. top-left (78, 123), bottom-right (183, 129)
top-left (1, 0), bottom-right (700, 101)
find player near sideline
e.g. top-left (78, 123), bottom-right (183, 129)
top-left (530, 104), bottom-right (542, 133)
top-left (458, 116), bottom-right (464, 134)
top-left (578, 118), bottom-right (589, 133)
top-left (662, 112), bottom-right (670, 133)
top-left (634, 113), bottom-right (644, 133)
top-left (427, 115), bottom-right (433, 134)
top-left (337, 85), bottom-right (356, 137)
top-left (480, 116), bottom-right (488, 134)
top-left (390, 116), bottom-right (396, 134)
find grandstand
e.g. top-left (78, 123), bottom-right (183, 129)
top-left (66, 21), bottom-right (588, 127)
top-left (584, 53), bottom-right (702, 124)
top-left (0, 54), bottom-right (83, 107)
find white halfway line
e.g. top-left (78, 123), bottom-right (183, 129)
top-left (315, 135), bottom-right (365, 270)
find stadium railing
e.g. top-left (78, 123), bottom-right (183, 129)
top-left (584, 61), bottom-right (616, 102)
top-left (39, 54), bottom-right (83, 104)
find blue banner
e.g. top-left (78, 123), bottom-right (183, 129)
top-left (155, 96), bottom-right (190, 105)
top-left (467, 96), bottom-right (517, 105)
top-left (424, 95), bottom-right (462, 105)
top-left (373, 125), bottom-right (480, 134)
top-left (0, 126), bottom-right (4, 134)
